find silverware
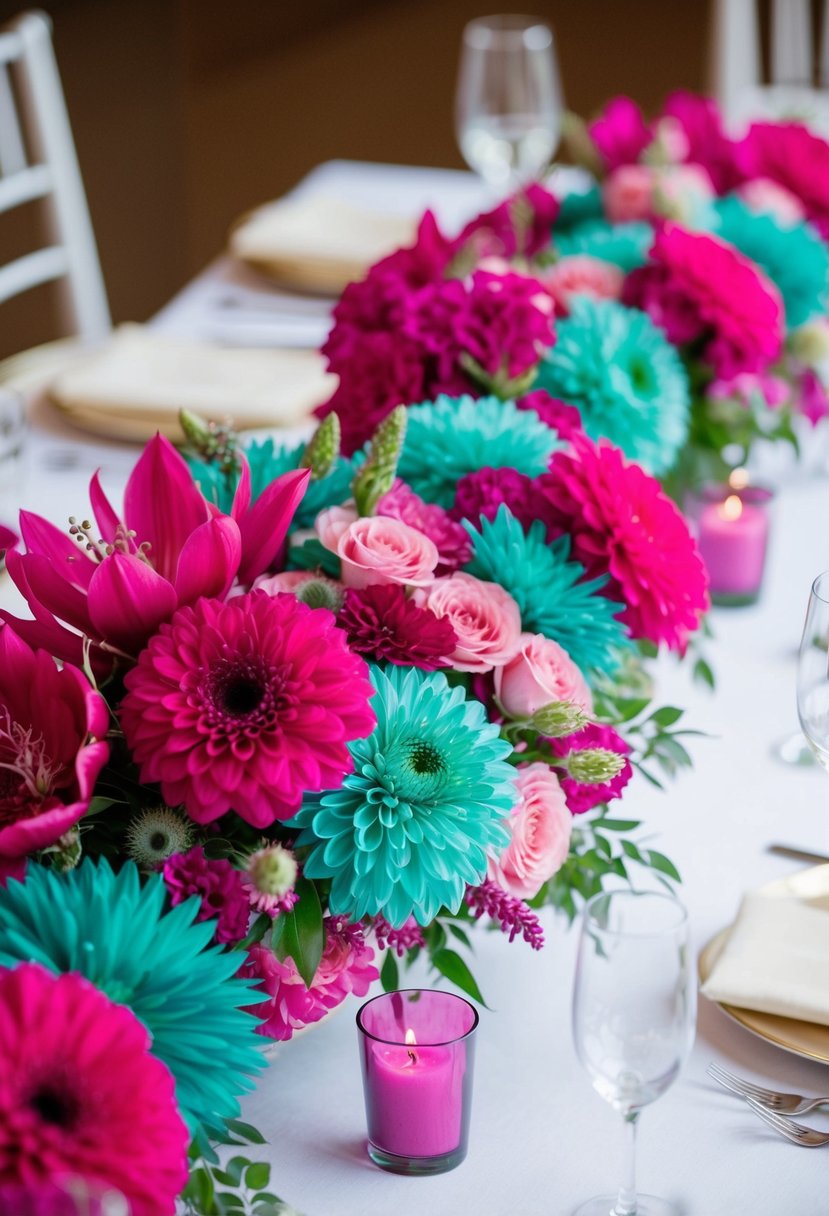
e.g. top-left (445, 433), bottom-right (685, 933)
top-left (746, 1098), bottom-right (829, 1147)
top-left (767, 843), bottom-right (829, 865)
top-left (707, 1062), bottom-right (829, 1114)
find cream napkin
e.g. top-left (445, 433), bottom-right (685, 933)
top-left (48, 324), bottom-right (334, 441)
top-left (702, 865), bottom-right (829, 1025)
top-left (229, 194), bottom-right (416, 294)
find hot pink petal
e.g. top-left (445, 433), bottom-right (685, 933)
top-left (10, 551), bottom-right (95, 636)
top-left (231, 452), bottom-right (252, 521)
top-left (236, 467), bottom-right (310, 584)
top-left (123, 434), bottom-right (211, 582)
top-left (89, 469), bottom-right (127, 546)
top-left (174, 516), bottom-right (242, 605)
top-left (0, 524), bottom-right (16, 551)
top-left (19, 510), bottom-right (96, 590)
top-left (88, 553), bottom-right (178, 654)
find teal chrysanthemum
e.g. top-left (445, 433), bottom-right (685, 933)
top-left (554, 219), bottom-right (651, 272)
top-left (555, 183), bottom-right (604, 230)
top-left (397, 395), bottom-right (560, 509)
top-left (710, 195), bottom-right (829, 329)
top-left (190, 439), bottom-right (357, 528)
top-left (535, 296), bottom-right (690, 475)
top-left (464, 505), bottom-right (629, 673)
top-left (0, 859), bottom-right (265, 1139)
top-left (292, 665), bottom-right (514, 927)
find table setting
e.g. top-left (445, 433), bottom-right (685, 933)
top-left (5, 10), bottom-right (829, 1216)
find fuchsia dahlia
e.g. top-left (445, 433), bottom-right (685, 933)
top-left (0, 963), bottom-right (189, 1216)
top-left (162, 846), bottom-right (250, 944)
top-left (120, 591), bottom-right (376, 827)
top-left (541, 436), bottom-right (709, 651)
top-left (337, 584), bottom-right (458, 670)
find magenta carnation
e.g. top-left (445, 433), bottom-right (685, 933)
top-left (0, 963), bottom-right (189, 1216)
top-left (377, 479), bottom-right (471, 570)
top-left (662, 90), bottom-right (746, 193)
top-left (455, 182), bottom-right (560, 258)
top-left (623, 222), bottom-right (784, 379)
top-left (540, 436), bottom-right (709, 651)
top-left (589, 96), bottom-right (651, 171)
top-left (120, 591), bottom-right (376, 827)
top-left (518, 388), bottom-right (584, 442)
top-left (741, 120), bottom-right (829, 239)
top-left (0, 626), bottom-right (108, 882)
top-left (337, 584), bottom-right (457, 670)
top-left (546, 722), bottom-right (633, 814)
top-left (243, 916), bottom-right (378, 1041)
top-left (451, 466), bottom-right (556, 534)
top-left (163, 846), bottom-right (250, 944)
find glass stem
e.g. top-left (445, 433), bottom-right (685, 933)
top-left (614, 1110), bottom-right (640, 1216)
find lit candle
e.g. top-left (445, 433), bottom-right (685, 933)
top-left (697, 487), bottom-right (771, 605)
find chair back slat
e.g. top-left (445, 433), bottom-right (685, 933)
top-left (0, 245), bottom-right (69, 306)
top-left (0, 62), bottom-right (27, 175)
top-left (0, 163), bottom-right (51, 213)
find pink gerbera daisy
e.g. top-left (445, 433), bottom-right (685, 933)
top-left (120, 591), bottom-right (376, 827)
top-left (540, 436), bottom-right (709, 651)
top-left (0, 964), bottom-right (189, 1216)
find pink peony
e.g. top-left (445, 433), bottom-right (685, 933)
top-left (0, 626), bottom-right (108, 882)
top-left (488, 762), bottom-right (572, 899)
top-left (163, 846), bottom-right (250, 944)
top-left (603, 164), bottom-right (657, 222)
top-left (337, 584), bottom-right (457, 670)
top-left (588, 96), bottom-right (652, 172)
top-left (377, 480), bottom-right (471, 571)
top-left (0, 963), bottom-right (189, 1216)
top-left (494, 631), bottom-right (593, 718)
top-left (316, 506), bottom-right (439, 589)
top-left (737, 177), bottom-right (806, 225)
top-left (741, 121), bottom-right (829, 238)
top-left (120, 591), bottom-right (376, 826)
top-left (540, 435), bottom-right (709, 651)
top-left (547, 722), bottom-right (633, 814)
top-left (623, 222), bottom-right (784, 378)
top-left (416, 573), bottom-right (522, 672)
top-left (542, 254), bottom-right (624, 315)
top-left (243, 917), bottom-right (378, 1041)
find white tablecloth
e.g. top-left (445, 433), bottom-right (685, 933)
top-left (4, 161), bottom-right (829, 1216)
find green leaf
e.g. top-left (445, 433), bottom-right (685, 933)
top-left (447, 922), bottom-right (473, 949)
top-left (274, 878), bottom-right (324, 988)
top-left (649, 706), bottom-right (683, 728)
top-left (645, 850), bottom-right (682, 882)
top-left (236, 913), bottom-right (271, 952)
top-left (380, 949), bottom-right (399, 993)
top-left (621, 840), bottom-right (644, 861)
top-left (431, 948), bottom-right (489, 1008)
top-left (615, 697), bottom-right (651, 723)
top-left (224, 1119), bottom-right (266, 1145)
top-left (245, 1162), bottom-right (271, 1191)
top-left (223, 1157), bottom-right (249, 1187)
top-left (591, 818), bottom-right (641, 832)
top-left (693, 657), bottom-right (715, 689)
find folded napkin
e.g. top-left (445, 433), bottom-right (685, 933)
top-left (702, 865), bottom-right (829, 1025)
top-left (48, 324), bottom-right (334, 441)
top-left (229, 194), bottom-right (416, 295)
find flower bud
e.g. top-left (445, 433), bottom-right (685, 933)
top-left (247, 843), bottom-right (298, 900)
top-left (300, 412), bottom-right (341, 480)
top-left (352, 405), bottom-right (408, 515)
top-left (790, 320), bottom-right (829, 368)
top-left (531, 700), bottom-right (591, 738)
top-left (558, 746), bottom-right (626, 785)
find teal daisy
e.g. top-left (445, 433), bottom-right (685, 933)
top-left (292, 664), bottom-right (514, 927)
top-left (464, 505), bottom-right (629, 674)
top-left (0, 859), bottom-right (265, 1139)
top-left (397, 395), bottom-right (560, 509)
top-left (555, 183), bottom-right (604, 230)
top-left (554, 219), bottom-right (651, 272)
top-left (709, 195), bottom-right (829, 329)
top-left (190, 438), bottom-right (357, 528)
top-left (535, 296), bottom-right (690, 476)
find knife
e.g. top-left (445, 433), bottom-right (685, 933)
top-left (767, 843), bottom-right (829, 865)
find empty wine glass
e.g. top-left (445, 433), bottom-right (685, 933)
top-left (455, 15), bottom-right (562, 193)
top-left (797, 570), bottom-right (829, 770)
top-left (572, 890), bottom-right (695, 1216)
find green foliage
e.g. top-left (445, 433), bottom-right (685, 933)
top-left (182, 1123), bottom-right (301, 1216)
top-left (272, 877), bottom-right (323, 988)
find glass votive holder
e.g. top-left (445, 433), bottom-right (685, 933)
top-left (356, 988), bottom-right (478, 1176)
top-left (686, 478), bottom-right (774, 607)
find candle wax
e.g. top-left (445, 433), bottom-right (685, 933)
top-left (364, 1042), bottom-right (465, 1158)
top-left (698, 499), bottom-right (769, 597)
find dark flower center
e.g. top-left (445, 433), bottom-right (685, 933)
top-left (28, 1082), bottom-right (81, 1129)
top-left (408, 741), bottom-right (446, 777)
top-left (150, 831), bottom-right (167, 850)
top-left (220, 676), bottom-right (265, 717)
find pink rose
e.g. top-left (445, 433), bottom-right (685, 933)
top-left (603, 164), bottom-right (656, 222)
top-left (316, 506), bottom-right (438, 589)
top-left (416, 572), bottom-right (522, 672)
top-left (494, 631), bottom-right (593, 718)
top-left (737, 177), bottom-right (806, 226)
top-left (488, 762), bottom-right (572, 899)
top-left (542, 255), bottom-right (624, 316)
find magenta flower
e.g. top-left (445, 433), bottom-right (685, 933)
top-left (465, 880), bottom-right (545, 949)
top-left (0, 524), bottom-right (16, 554)
top-left (546, 722), bottom-right (633, 814)
top-left (517, 388), bottom-right (584, 442)
top-left (741, 120), bottom-right (829, 239)
top-left (242, 916), bottom-right (378, 1040)
top-left (337, 584), bottom-right (458, 670)
top-left (662, 90), bottom-right (746, 193)
top-left (0, 963), bottom-right (189, 1216)
top-left (163, 846), bottom-right (250, 944)
top-left (374, 916), bottom-right (426, 957)
top-left (455, 182), bottom-right (560, 258)
top-left (588, 96), bottom-right (652, 171)
top-left (120, 591), bottom-right (376, 827)
top-left (2, 434), bottom-right (309, 665)
top-left (451, 466), bottom-right (556, 534)
top-left (0, 625), bottom-right (108, 881)
top-left (377, 479), bottom-right (471, 570)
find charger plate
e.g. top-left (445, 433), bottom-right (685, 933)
top-left (699, 927), bottom-right (829, 1064)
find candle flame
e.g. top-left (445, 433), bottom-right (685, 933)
top-left (405, 1027), bottom-right (417, 1064)
top-left (728, 467), bottom-right (750, 491)
top-left (719, 494), bottom-right (743, 522)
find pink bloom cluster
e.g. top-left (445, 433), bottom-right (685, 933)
top-left (163, 846), bottom-right (250, 944)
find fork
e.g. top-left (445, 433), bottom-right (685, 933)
top-left (746, 1098), bottom-right (829, 1147)
top-left (707, 1062), bottom-right (829, 1115)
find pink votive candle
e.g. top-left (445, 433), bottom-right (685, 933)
top-left (696, 488), bottom-right (771, 606)
top-left (357, 989), bottom-right (478, 1175)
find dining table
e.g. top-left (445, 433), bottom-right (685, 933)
top-left (3, 158), bottom-right (829, 1216)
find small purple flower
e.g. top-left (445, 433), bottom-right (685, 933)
top-left (374, 916), bottom-right (426, 957)
top-left (465, 880), bottom-right (545, 950)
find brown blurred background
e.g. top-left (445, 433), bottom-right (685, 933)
top-left (0, 0), bottom-right (719, 359)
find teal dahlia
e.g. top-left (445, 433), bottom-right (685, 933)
top-left (535, 296), bottom-right (690, 476)
top-left (464, 505), bottom-right (629, 674)
top-left (292, 664), bottom-right (514, 927)
top-left (397, 395), bottom-right (560, 509)
top-left (554, 219), bottom-right (651, 272)
top-left (0, 859), bottom-right (265, 1139)
top-left (710, 195), bottom-right (829, 329)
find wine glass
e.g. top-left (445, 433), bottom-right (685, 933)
top-left (572, 890), bottom-right (696, 1216)
top-left (455, 15), bottom-right (563, 193)
top-left (797, 570), bottom-right (829, 770)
